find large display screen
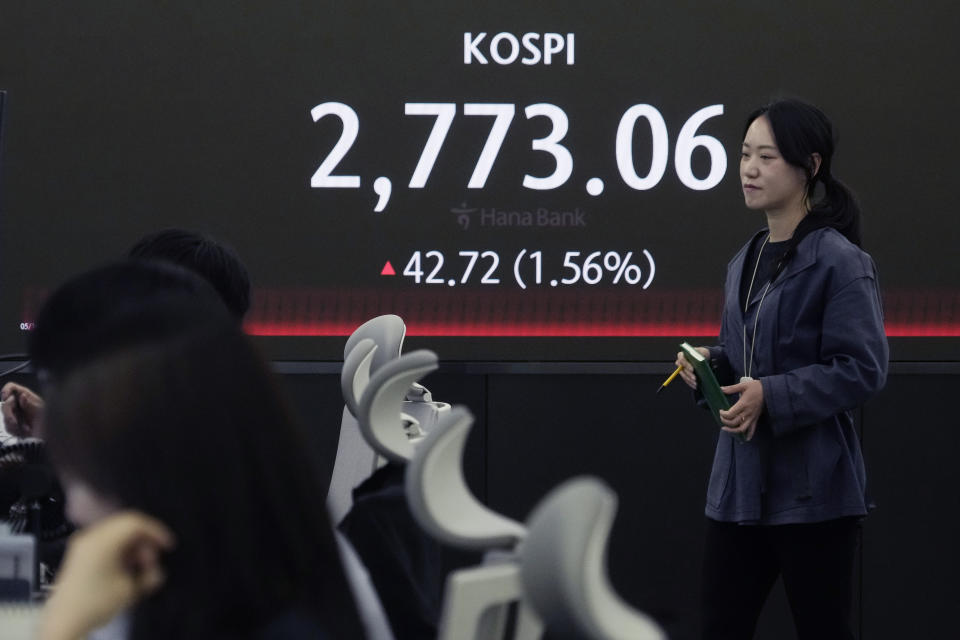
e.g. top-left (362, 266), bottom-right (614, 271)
top-left (1, 2), bottom-right (957, 361)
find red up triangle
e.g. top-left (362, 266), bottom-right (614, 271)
top-left (380, 261), bottom-right (396, 276)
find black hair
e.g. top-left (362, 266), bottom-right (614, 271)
top-left (44, 312), bottom-right (365, 639)
top-left (127, 228), bottom-right (251, 319)
top-left (28, 260), bottom-right (225, 383)
top-left (745, 99), bottom-right (862, 279)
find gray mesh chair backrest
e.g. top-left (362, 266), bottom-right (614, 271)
top-left (405, 405), bottom-right (526, 550)
top-left (519, 477), bottom-right (665, 640)
top-left (357, 349), bottom-right (439, 463)
top-left (341, 338), bottom-right (377, 418)
top-left (343, 314), bottom-right (406, 375)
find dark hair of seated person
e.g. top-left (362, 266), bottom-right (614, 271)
top-left (43, 307), bottom-right (366, 639)
top-left (28, 260), bottom-right (225, 385)
top-left (127, 228), bottom-right (251, 319)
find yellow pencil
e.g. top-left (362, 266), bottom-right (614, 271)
top-left (656, 365), bottom-right (683, 395)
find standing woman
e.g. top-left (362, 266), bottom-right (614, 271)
top-left (675, 99), bottom-right (888, 640)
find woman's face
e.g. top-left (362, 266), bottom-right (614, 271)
top-left (740, 115), bottom-right (809, 215)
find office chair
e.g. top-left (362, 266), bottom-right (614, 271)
top-left (344, 314), bottom-right (406, 376)
top-left (342, 347), bottom-right (454, 639)
top-left (405, 406), bottom-right (541, 640)
top-left (519, 477), bottom-right (665, 640)
top-left (341, 338), bottom-right (377, 419)
top-left (356, 349), bottom-right (439, 463)
top-left (328, 337), bottom-right (382, 524)
top-left (329, 315), bottom-right (450, 522)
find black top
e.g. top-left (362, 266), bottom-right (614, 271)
top-left (739, 234), bottom-right (790, 310)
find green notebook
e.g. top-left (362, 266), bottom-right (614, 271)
top-left (679, 342), bottom-right (731, 427)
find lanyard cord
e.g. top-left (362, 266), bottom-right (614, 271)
top-left (742, 234), bottom-right (771, 380)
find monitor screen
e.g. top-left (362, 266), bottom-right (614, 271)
top-left (1, 3), bottom-right (957, 361)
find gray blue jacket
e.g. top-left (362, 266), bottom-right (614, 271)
top-left (704, 227), bottom-right (889, 524)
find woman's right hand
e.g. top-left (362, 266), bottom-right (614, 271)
top-left (675, 347), bottom-right (710, 390)
top-left (39, 511), bottom-right (175, 640)
top-left (1, 382), bottom-right (45, 439)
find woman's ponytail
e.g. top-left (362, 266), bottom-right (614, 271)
top-left (748, 99), bottom-right (864, 282)
top-left (810, 171), bottom-right (861, 247)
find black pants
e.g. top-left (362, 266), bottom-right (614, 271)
top-left (701, 517), bottom-right (861, 640)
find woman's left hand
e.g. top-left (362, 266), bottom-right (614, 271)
top-left (39, 511), bottom-right (175, 640)
top-left (718, 379), bottom-right (764, 442)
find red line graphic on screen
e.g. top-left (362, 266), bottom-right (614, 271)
top-left (236, 288), bottom-right (960, 337)
top-left (19, 287), bottom-right (960, 338)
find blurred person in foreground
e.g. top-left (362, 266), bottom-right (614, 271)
top-left (37, 293), bottom-right (365, 639)
top-left (2, 228), bottom-right (249, 439)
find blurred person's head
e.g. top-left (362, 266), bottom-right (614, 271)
top-left (127, 228), bottom-right (250, 319)
top-left (44, 306), bottom-right (363, 639)
top-left (28, 260), bottom-right (224, 386)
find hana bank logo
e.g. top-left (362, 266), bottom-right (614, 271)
top-left (450, 202), bottom-right (587, 230)
top-left (451, 202), bottom-right (477, 229)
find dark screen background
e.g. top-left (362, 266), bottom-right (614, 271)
top-left (1, 1), bottom-right (957, 361)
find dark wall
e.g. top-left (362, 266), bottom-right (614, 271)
top-left (278, 365), bottom-right (957, 640)
top-left (859, 373), bottom-right (958, 639)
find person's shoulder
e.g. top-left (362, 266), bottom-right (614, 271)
top-left (807, 228), bottom-right (877, 281)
